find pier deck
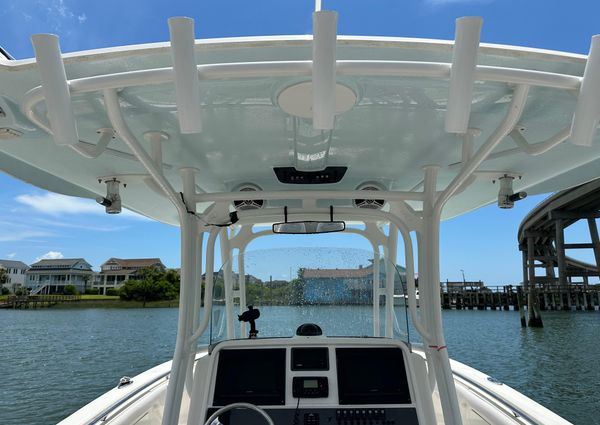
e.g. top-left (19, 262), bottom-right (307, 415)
top-left (439, 282), bottom-right (600, 311)
top-left (0, 294), bottom-right (81, 309)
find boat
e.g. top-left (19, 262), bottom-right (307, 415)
top-left (0, 3), bottom-right (596, 424)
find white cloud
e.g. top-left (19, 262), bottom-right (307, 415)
top-left (16, 193), bottom-right (149, 220)
top-left (0, 230), bottom-right (53, 242)
top-left (36, 251), bottom-right (64, 262)
top-left (6, 253), bottom-right (16, 259)
top-left (33, 218), bottom-right (129, 232)
top-left (77, 13), bottom-right (87, 24)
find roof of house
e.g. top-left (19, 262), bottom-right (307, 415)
top-left (0, 260), bottom-right (29, 269)
top-left (102, 258), bottom-right (164, 268)
top-left (100, 269), bottom-right (138, 275)
top-left (29, 258), bottom-right (91, 268)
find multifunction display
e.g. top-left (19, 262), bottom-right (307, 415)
top-left (293, 376), bottom-right (329, 398)
top-left (291, 347), bottom-right (329, 370)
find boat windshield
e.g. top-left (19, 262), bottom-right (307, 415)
top-left (208, 247), bottom-right (409, 344)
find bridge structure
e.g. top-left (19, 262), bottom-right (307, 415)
top-left (518, 178), bottom-right (600, 327)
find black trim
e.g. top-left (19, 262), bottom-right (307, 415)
top-left (0, 46), bottom-right (14, 60)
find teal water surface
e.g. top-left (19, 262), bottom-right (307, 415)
top-left (0, 307), bottom-right (598, 425)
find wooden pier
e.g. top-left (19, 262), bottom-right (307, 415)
top-left (439, 282), bottom-right (600, 312)
top-left (0, 294), bottom-right (81, 309)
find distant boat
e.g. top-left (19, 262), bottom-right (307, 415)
top-left (396, 289), bottom-right (420, 307)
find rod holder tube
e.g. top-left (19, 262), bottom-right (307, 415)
top-left (445, 17), bottom-right (483, 134)
top-left (312, 11), bottom-right (337, 130)
top-left (31, 34), bottom-right (79, 146)
top-left (168, 17), bottom-right (202, 134)
top-left (570, 35), bottom-right (600, 146)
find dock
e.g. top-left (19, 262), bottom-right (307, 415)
top-left (439, 282), bottom-right (600, 311)
top-left (0, 294), bottom-right (81, 309)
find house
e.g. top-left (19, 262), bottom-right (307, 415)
top-left (94, 258), bottom-right (165, 295)
top-left (26, 258), bottom-right (93, 294)
top-left (301, 262), bottom-right (406, 304)
top-left (0, 260), bottom-right (29, 293)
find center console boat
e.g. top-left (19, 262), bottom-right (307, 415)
top-left (1, 4), bottom-right (595, 424)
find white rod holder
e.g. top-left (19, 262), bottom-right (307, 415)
top-left (312, 11), bottom-right (337, 130)
top-left (445, 17), bottom-right (483, 134)
top-left (31, 34), bottom-right (79, 146)
top-left (570, 35), bottom-right (600, 147)
top-left (168, 17), bottom-right (202, 134)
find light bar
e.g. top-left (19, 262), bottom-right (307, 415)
top-left (312, 10), bottom-right (337, 130)
top-left (168, 17), bottom-right (202, 134)
top-left (445, 17), bottom-right (483, 134)
top-left (31, 34), bottom-right (79, 146)
top-left (570, 35), bottom-right (600, 147)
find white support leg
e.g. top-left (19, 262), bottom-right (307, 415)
top-left (161, 212), bottom-right (198, 425)
top-left (373, 247), bottom-right (381, 337)
top-left (384, 224), bottom-right (398, 338)
top-left (421, 165), bottom-right (463, 425)
top-left (220, 229), bottom-right (235, 339)
top-left (237, 246), bottom-right (247, 337)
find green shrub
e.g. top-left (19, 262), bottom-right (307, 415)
top-left (1, 287), bottom-right (9, 295)
top-left (106, 288), bottom-right (118, 296)
top-left (63, 285), bottom-right (77, 295)
top-left (84, 288), bottom-right (99, 295)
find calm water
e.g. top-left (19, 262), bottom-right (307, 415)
top-left (0, 307), bottom-right (598, 425)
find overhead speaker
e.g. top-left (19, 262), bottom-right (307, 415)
top-left (353, 182), bottom-right (385, 209)
top-left (233, 183), bottom-right (264, 211)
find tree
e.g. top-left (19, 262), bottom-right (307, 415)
top-left (0, 268), bottom-right (8, 294)
top-left (118, 266), bottom-right (180, 306)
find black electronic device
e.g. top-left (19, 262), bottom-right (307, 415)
top-left (336, 347), bottom-right (412, 405)
top-left (293, 376), bottom-right (329, 398)
top-left (238, 305), bottom-right (260, 338)
top-left (291, 347), bottom-right (329, 371)
top-left (213, 348), bottom-right (286, 406)
top-left (205, 407), bottom-right (420, 425)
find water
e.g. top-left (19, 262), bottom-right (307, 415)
top-left (1, 308), bottom-right (598, 425)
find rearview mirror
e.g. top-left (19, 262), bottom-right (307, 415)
top-left (272, 221), bottom-right (345, 234)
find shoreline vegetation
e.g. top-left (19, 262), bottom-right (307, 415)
top-left (0, 294), bottom-right (179, 308)
top-left (57, 295), bottom-right (180, 308)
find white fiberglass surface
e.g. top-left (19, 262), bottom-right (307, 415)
top-left (0, 37), bottom-right (597, 224)
top-left (208, 247), bottom-right (409, 344)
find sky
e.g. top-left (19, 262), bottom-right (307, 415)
top-left (1, 0), bottom-right (599, 284)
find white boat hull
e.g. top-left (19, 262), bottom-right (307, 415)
top-left (58, 347), bottom-right (570, 425)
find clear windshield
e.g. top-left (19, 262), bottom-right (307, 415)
top-left (208, 247), bottom-right (409, 344)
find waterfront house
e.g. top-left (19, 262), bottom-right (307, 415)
top-left (26, 258), bottom-right (93, 294)
top-left (301, 262), bottom-right (406, 304)
top-left (94, 258), bottom-right (165, 295)
top-left (0, 260), bottom-right (29, 293)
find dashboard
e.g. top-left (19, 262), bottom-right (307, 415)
top-left (204, 338), bottom-right (422, 425)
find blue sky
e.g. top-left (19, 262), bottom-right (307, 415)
top-left (0, 0), bottom-right (599, 284)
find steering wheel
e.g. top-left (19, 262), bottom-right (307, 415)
top-left (204, 402), bottom-right (275, 425)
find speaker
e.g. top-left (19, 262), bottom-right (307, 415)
top-left (353, 182), bottom-right (385, 209)
top-left (233, 184), bottom-right (264, 211)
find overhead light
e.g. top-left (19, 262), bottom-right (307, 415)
top-left (497, 175), bottom-right (527, 209)
top-left (96, 179), bottom-right (122, 214)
